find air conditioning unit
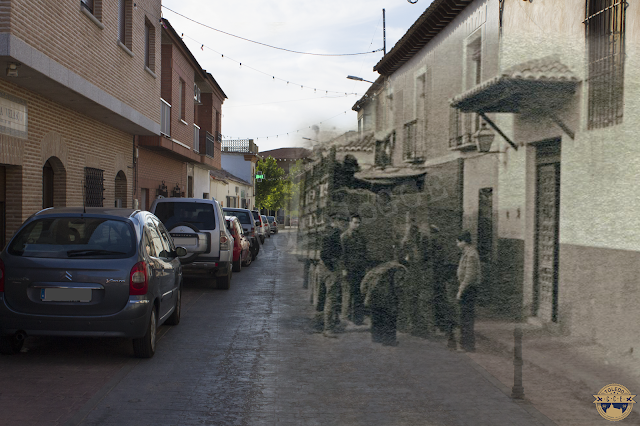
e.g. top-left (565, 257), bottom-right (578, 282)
top-left (194, 83), bottom-right (201, 104)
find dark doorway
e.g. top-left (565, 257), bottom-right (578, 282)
top-left (533, 140), bottom-right (561, 323)
top-left (477, 187), bottom-right (493, 263)
top-left (43, 160), bottom-right (54, 208)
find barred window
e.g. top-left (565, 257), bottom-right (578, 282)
top-left (403, 120), bottom-right (422, 162)
top-left (84, 167), bottom-right (104, 207)
top-left (585, 0), bottom-right (626, 129)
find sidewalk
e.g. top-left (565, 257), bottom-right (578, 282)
top-left (465, 313), bottom-right (640, 425)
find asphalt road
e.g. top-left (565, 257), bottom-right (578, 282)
top-left (0, 229), bottom-right (554, 426)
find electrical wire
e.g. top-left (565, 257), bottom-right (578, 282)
top-left (224, 95), bottom-right (350, 108)
top-left (181, 35), bottom-right (361, 96)
top-left (162, 5), bottom-right (384, 57)
top-left (221, 111), bottom-right (351, 141)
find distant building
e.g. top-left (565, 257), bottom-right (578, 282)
top-left (258, 147), bottom-right (312, 174)
top-left (210, 169), bottom-right (253, 210)
top-left (221, 139), bottom-right (261, 208)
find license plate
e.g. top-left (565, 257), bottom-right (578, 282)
top-left (173, 237), bottom-right (197, 246)
top-left (41, 288), bottom-right (92, 302)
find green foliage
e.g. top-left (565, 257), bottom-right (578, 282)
top-left (286, 159), bottom-right (305, 216)
top-left (255, 157), bottom-right (293, 211)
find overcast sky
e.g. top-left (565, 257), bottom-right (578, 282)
top-left (160, 0), bottom-right (434, 152)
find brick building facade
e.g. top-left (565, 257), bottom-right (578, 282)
top-left (136, 18), bottom-right (225, 208)
top-left (0, 0), bottom-right (162, 248)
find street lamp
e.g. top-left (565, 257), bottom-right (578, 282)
top-left (473, 122), bottom-right (497, 153)
top-left (347, 75), bottom-right (380, 85)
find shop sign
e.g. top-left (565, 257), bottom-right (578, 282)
top-left (0, 92), bottom-right (27, 139)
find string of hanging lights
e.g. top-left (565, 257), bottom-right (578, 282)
top-left (162, 5), bottom-right (384, 57)
top-left (219, 111), bottom-right (351, 141)
top-left (180, 34), bottom-right (362, 97)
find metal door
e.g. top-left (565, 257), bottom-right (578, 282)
top-left (534, 162), bottom-right (560, 322)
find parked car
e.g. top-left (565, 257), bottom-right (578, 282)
top-left (252, 211), bottom-right (266, 244)
top-left (290, 217), bottom-right (299, 227)
top-left (267, 216), bottom-right (278, 234)
top-left (223, 207), bottom-right (260, 261)
top-left (261, 215), bottom-right (271, 238)
top-left (151, 198), bottom-right (234, 289)
top-left (0, 208), bottom-right (186, 358)
top-left (225, 216), bottom-right (251, 272)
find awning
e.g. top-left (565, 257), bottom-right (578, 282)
top-left (451, 55), bottom-right (580, 114)
top-left (355, 166), bottom-right (427, 184)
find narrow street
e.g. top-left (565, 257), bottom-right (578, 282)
top-left (0, 229), bottom-right (554, 426)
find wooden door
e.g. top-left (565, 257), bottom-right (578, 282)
top-left (534, 161), bottom-right (560, 322)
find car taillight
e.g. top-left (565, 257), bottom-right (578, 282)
top-left (0, 258), bottom-right (4, 292)
top-left (129, 261), bottom-right (148, 295)
top-left (220, 231), bottom-right (229, 250)
top-left (250, 227), bottom-right (255, 237)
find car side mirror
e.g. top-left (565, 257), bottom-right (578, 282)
top-left (176, 247), bottom-right (188, 257)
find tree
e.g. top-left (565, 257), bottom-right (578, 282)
top-left (255, 157), bottom-right (292, 212)
top-left (287, 159), bottom-right (305, 217)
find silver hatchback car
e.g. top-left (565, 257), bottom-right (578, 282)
top-left (0, 208), bottom-right (186, 358)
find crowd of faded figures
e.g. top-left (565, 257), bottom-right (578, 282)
top-left (312, 212), bottom-right (481, 351)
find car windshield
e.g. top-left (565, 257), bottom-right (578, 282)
top-left (7, 217), bottom-right (135, 259)
top-left (155, 202), bottom-right (216, 230)
top-left (224, 209), bottom-right (252, 225)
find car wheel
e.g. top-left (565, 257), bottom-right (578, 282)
top-left (243, 251), bottom-right (252, 267)
top-left (165, 286), bottom-right (181, 326)
top-left (0, 334), bottom-right (24, 355)
top-left (233, 257), bottom-right (242, 272)
top-left (217, 270), bottom-right (231, 290)
top-left (133, 308), bottom-right (157, 358)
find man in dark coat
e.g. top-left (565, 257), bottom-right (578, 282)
top-left (341, 213), bottom-right (368, 325)
top-left (319, 213), bottom-right (344, 337)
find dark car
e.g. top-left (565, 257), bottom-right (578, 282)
top-left (267, 216), bottom-right (278, 234)
top-left (223, 208), bottom-right (260, 261)
top-left (0, 208), bottom-right (186, 358)
top-left (225, 216), bottom-right (251, 272)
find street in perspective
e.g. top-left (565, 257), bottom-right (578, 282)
top-left (1, 0), bottom-right (640, 425)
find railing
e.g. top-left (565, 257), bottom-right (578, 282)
top-left (205, 131), bottom-right (215, 158)
top-left (448, 108), bottom-right (474, 149)
top-left (161, 99), bottom-right (171, 136)
top-left (221, 139), bottom-right (258, 154)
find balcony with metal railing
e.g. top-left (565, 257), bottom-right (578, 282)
top-left (221, 139), bottom-right (259, 154)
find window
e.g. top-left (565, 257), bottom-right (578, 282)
top-left (375, 132), bottom-right (395, 168)
top-left (118, 0), bottom-right (132, 50)
top-left (81, 0), bottom-right (102, 24)
top-left (84, 167), bottom-right (104, 207)
top-left (144, 18), bottom-right (156, 71)
top-left (403, 120), bottom-right (422, 162)
top-left (193, 124), bottom-right (200, 152)
top-left (194, 83), bottom-right (201, 104)
top-left (161, 99), bottom-right (171, 136)
top-left (585, 0), bottom-right (626, 129)
top-left (81, 0), bottom-right (93, 13)
top-left (179, 78), bottom-right (186, 121)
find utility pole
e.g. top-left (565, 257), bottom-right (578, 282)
top-left (383, 9), bottom-right (386, 55)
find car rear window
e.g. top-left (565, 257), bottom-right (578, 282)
top-left (155, 202), bottom-right (216, 231)
top-left (8, 217), bottom-right (135, 258)
top-left (224, 209), bottom-right (252, 225)
top-left (267, 216), bottom-right (275, 221)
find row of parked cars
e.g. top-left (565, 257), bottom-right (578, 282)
top-left (0, 198), bottom-right (280, 358)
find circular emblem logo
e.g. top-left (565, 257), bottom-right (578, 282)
top-left (593, 384), bottom-right (636, 421)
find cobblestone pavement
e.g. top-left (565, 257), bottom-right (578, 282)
top-left (0, 229), bottom-right (558, 426)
